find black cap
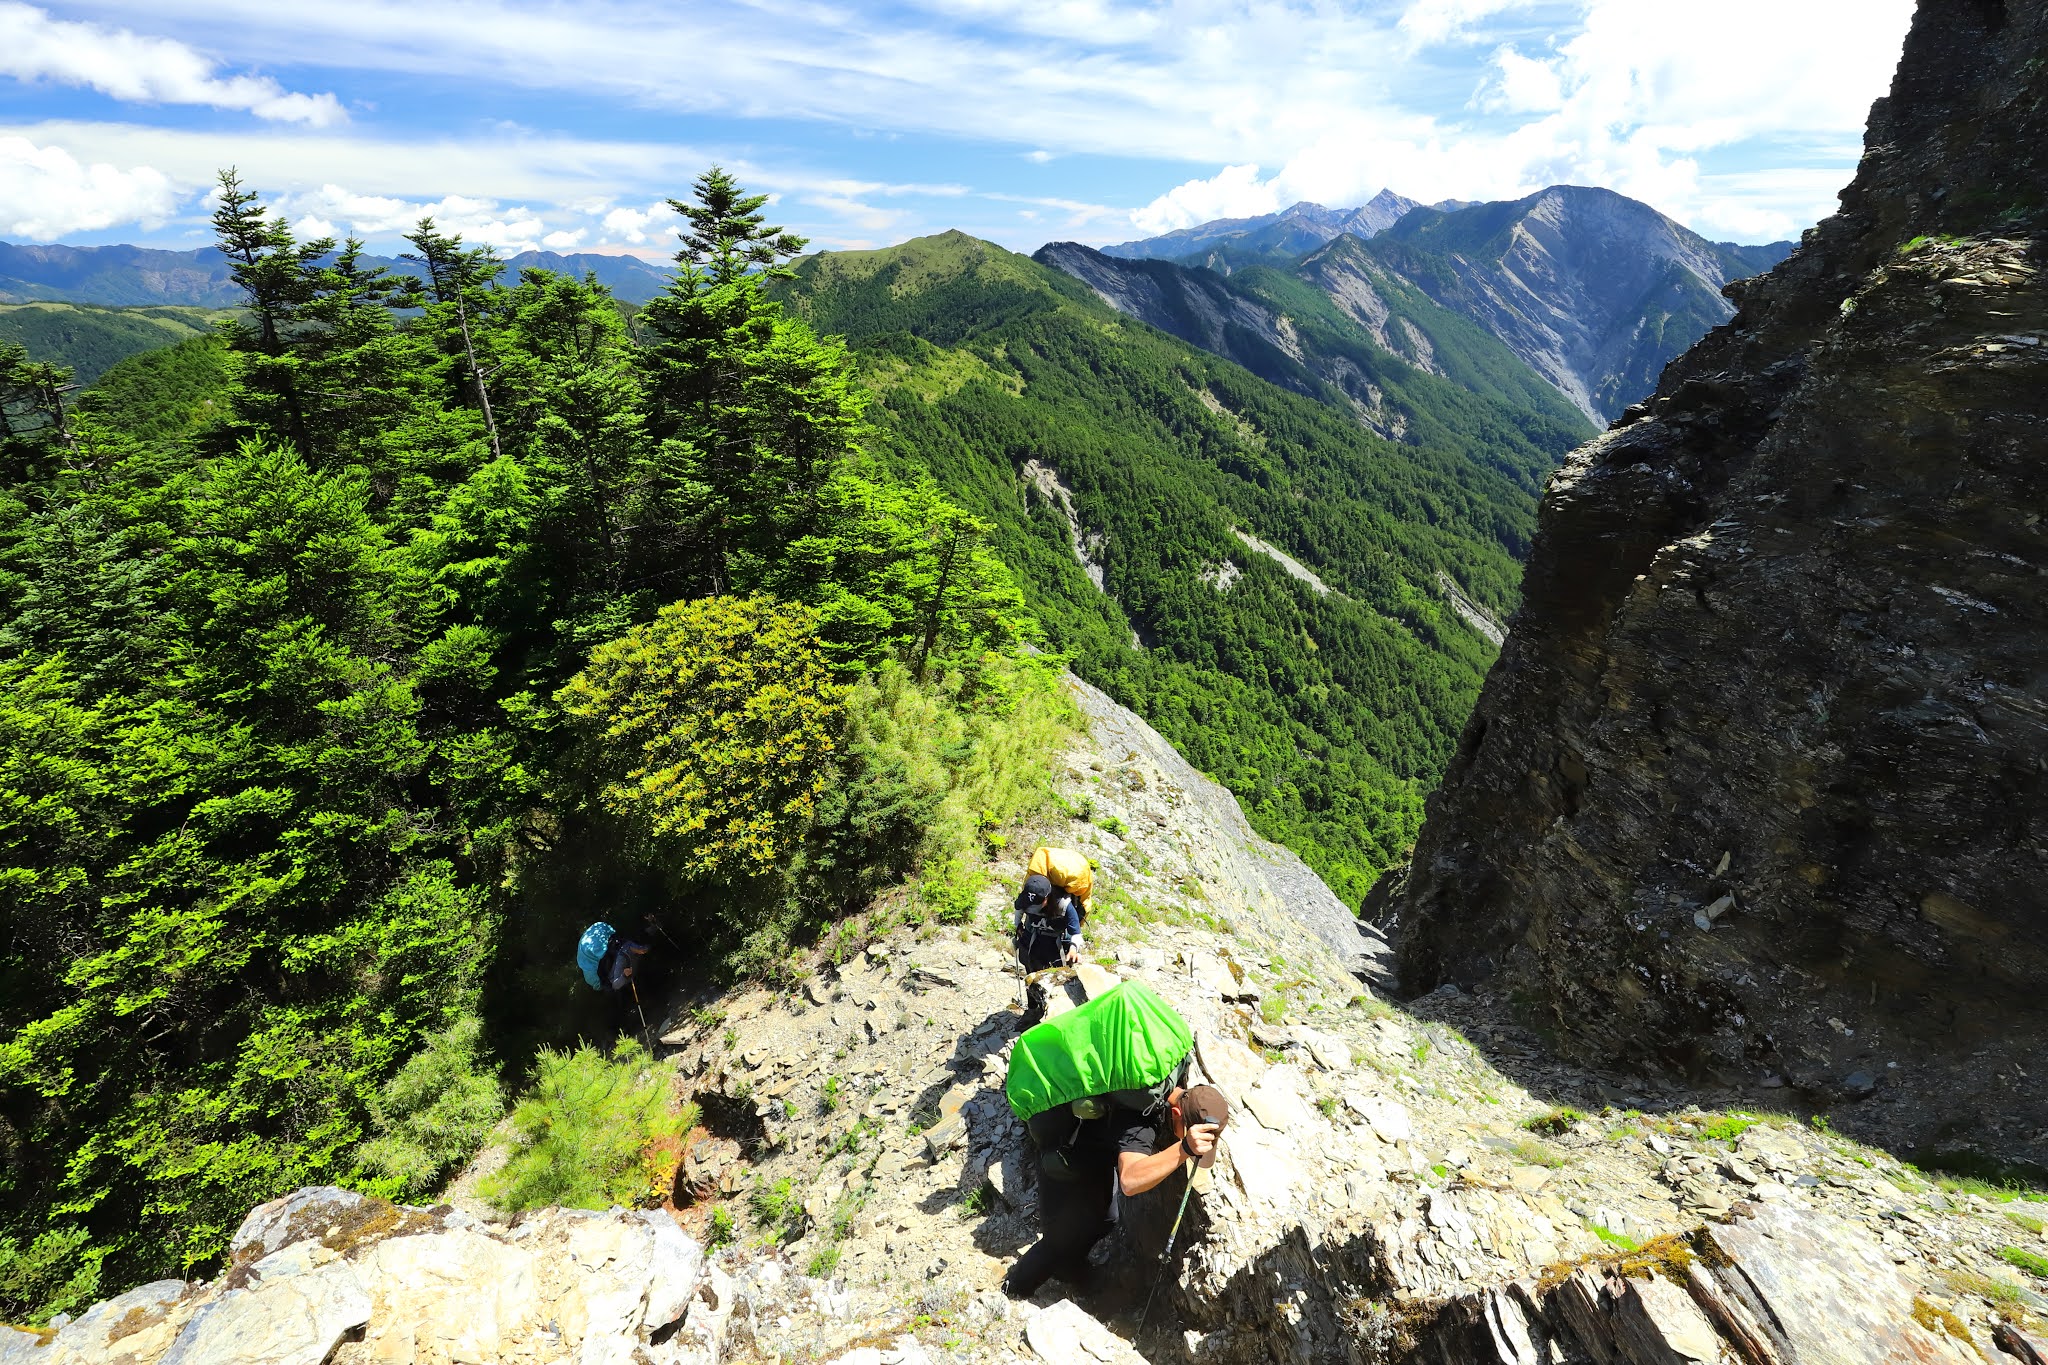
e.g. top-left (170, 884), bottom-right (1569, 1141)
top-left (1016, 873), bottom-right (1053, 910)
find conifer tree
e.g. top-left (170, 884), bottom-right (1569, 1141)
top-left (639, 168), bottom-right (861, 596)
top-left (211, 169), bottom-right (330, 455)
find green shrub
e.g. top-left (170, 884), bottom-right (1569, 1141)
top-left (558, 596), bottom-right (849, 878)
top-left (750, 1176), bottom-right (804, 1244)
top-left (483, 1040), bottom-right (693, 1214)
top-left (2001, 1246), bottom-right (2048, 1280)
top-left (1699, 1113), bottom-right (1758, 1143)
top-left (808, 1245), bottom-right (843, 1277)
top-left (708, 1206), bottom-right (736, 1247)
top-left (1522, 1108), bottom-right (1583, 1137)
top-left (0, 1227), bottom-right (104, 1326)
top-left (357, 1016), bottom-right (505, 1200)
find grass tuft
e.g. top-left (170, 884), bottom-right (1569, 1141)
top-left (1523, 1107), bottom-right (1583, 1137)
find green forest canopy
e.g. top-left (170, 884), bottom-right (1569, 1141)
top-left (775, 231), bottom-right (1576, 905)
top-left (0, 168), bottom-right (1052, 1321)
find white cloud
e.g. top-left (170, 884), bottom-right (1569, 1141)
top-left (602, 202), bottom-right (670, 245)
top-left (1129, 163), bottom-right (1276, 234)
top-left (541, 228), bottom-right (586, 249)
top-left (270, 184), bottom-right (550, 252)
top-left (801, 193), bottom-right (909, 235)
top-left (0, 3), bottom-right (345, 125)
top-left (0, 134), bottom-right (179, 238)
top-left (1485, 45), bottom-right (1564, 114)
top-left (1397, 0), bottom-right (1537, 48)
top-left (1134, 0), bottom-right (1913, 243)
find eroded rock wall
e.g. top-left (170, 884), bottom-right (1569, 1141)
top-left (1391, 0), bottom-right (2048, 1159)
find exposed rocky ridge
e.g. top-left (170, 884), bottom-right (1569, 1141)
top-left (1390, 0), bottom-right (2048, 1169)
top-left (1352, 187), bottom-right (1792, 423)
top-left (27, 676), bottom-right (2048, 1364)
top-left (1096, 193), bottom-right (1426, 264)
top-left (1030, 238), bottom-right (1593, 454)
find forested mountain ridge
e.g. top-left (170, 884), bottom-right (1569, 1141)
top-left (0, 302), bottom-right (226, 384)
top-left (773, 229), bottom-right (1569, 910)
top-left (1032, 238), bottom-right (1593, 456)
top-left (0, 238), bottom-right (672, 307)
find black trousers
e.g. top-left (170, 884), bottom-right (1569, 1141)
top-left (1006, 1162), bottom-right (1115, 1296)
top-left (1015, 925), bottom-right (1068, 972)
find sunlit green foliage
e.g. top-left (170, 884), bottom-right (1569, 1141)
top-left (357, 1017), bottom-right (506, 1201)
top-left (776, 231), bottom-right (1570, 904)
top-left (560, 596), bottom-right (848, 876)
top-left (0, 170), bottom-right (1045, 1319)
top-left (483, 1040), bottom-right (695, 1214)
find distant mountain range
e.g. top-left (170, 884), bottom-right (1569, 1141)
top-left (1032, 239), bottom-right (1591, 461)
top-left (0, 240), bottom-right (673, 308)
top-left (1050, 184), bottom-right (1794, 423)
top-left (1099, 190), bottom-right (1461, 263)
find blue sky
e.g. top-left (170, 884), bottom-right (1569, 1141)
top-left (0, 0), bottom-right (1916, 258)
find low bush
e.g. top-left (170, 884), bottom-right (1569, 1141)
top-left (483, 1040), bottom-right (694, 1214)
top-left (357, 1016), bottom-right (505, 1201)
top-left (0, 1227), bottom-right (103, 1327)
top-left (1523, 1108), bottom-right (1583, 1137)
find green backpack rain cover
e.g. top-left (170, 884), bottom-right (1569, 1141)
top-left (1005, 980), bottom-right (1194, 1121)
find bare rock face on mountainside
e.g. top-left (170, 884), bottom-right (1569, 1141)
top-left (1352, 187), bottom-right (1792, 424)
top-left (1391, 0), bottom-right (2048, 1166)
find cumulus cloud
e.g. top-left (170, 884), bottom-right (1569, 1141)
top-left (271, 184), bottom-right (551, 252)
top-left (1129, 163), bottom-right (1277, 235)
top-left (0, 135), bottom-right (180, 238)
top-left (1134, 0), bottom-right (1913, 242)
top-left (601, 202), bottom-right (671, 245)
top-left (0, 3), bottom-right (345, 125)
top-left (1397, 0), bottom-right (1536, 48)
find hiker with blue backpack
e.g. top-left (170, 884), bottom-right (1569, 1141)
top-left (1000, 980), bottom-right (1229, 1301)
top-left (577, 915), bottom-right (660, 1037)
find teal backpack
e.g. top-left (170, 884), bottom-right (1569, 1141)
top-left (577, 922), bottom-right (616, 991)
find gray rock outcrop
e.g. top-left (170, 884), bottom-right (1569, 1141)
top-left (1391, 0), bottom-right (2048, 1164)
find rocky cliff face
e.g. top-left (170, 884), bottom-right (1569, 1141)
top-left (1391, 0), bottom-right (2048, 1167)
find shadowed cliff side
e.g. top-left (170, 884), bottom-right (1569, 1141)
top-left (1390, 0), bottom-right (2048, 1167)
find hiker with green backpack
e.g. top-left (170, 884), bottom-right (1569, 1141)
top-left (1000, 980), bottom-right (1229, 1299)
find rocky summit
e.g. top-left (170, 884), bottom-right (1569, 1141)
top-left (1389, 0), bottom-right (2047, 1169)
top-left (19, 674), bottom-right (2047, 1364)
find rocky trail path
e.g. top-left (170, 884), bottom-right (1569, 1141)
top-left (15, 678), bottom-right (2047, 1365)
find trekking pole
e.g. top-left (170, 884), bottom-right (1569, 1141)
top-left (1136, 1156), bottom-right (1197, 1342)
top-left (629, 977), bottom-right (653, 1049)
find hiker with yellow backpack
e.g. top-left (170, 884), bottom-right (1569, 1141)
top-left (1013, 845), bottom-right (1093, 972)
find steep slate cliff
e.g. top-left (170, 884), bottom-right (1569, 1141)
top-left (1392, 0), bottom-right (2048, 1164)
